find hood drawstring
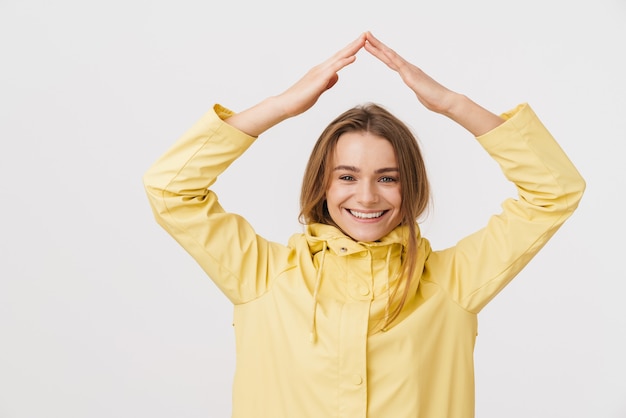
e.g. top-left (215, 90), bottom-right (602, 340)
top-left (310, 245), bottom-right (327, 343)
top-left (382, 246), bottom-right (393, 332)
top-left (381, 244), bottom-right (405, 333)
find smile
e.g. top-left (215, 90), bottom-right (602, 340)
top-left (349, 210), bottom-right (386, 219)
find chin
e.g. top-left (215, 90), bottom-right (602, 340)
top-left (348, 230), bottom-right (388, 243)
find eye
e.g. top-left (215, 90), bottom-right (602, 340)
top-left (339, 175), bottom-right (356, 181)
top-left (379, 176), bottom-right (397, 183)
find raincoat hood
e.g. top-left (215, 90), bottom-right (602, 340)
top-left (303, 222), bottom-right (416, 255)
top-left (299, 222), bottom-right (428, 340)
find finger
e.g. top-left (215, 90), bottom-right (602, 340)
top-left (337, 32), bottom-right (367, 58)
top-left (318, 54), bottom-right (357, 82)
top-left (364, 32), bottom-right (390, 56)
top-left (323, 33), bottom-right (366, 69)
top-left (364, 31), bottom-right (392, 55)
top-left (364, 34), bottom-right (405, 71)
top-left (364, 41), bottom-right (390, 64)
top-left (364, 41), bottom-right (396, 70)
top-left (365, 31), bottom-right (383, 47)
top-left (295, 33), bottom-right (363, 98)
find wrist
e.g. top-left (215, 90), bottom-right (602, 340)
top-left (265, 95), bottom-right (293, 121)
top-left (440, 92), bottom-right (468, 120)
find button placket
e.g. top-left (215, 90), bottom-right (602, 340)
top-left (338, 302), bottom-right (369, 417)
top-left (347, 251), bottom-right (373, 301)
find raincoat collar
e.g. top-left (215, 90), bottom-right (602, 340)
top-left (303, 223), bottom-right (418, 342)
top-left (304, 222), bottom-right (413, 256)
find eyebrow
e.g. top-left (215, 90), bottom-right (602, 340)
top-left (333, 165), bottom-right (399, 174)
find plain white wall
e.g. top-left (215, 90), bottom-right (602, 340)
top-left (1, 0), bottom-right (624, 417)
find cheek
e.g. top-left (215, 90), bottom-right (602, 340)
top-left (325, 183), bottom-right (344, 204)
top-left (383, 187), bottom-right (402, 207)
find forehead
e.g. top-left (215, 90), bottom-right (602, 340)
top-left (332, 131), bottom-right (397, 165)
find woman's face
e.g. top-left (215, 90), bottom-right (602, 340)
top-left (325, 131), bottom-right (403, 242)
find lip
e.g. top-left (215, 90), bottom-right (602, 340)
top-left (346, 209), bottom-right (389, 221)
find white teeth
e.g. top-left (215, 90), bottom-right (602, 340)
top-left (349, 210), bottom-right (384, 219)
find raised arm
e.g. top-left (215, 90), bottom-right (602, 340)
top-left (225, 33), bottom-right (366, 137)
top-left (143, 34), bottom-right (367, 303)
top-left (364, 31), bottom-right (504, 136)
top-left (362, 32), bottom-right (586, 311)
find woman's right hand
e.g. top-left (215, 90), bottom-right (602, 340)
top-left (225, 33), bottom-right (366, 137)
top-left (275, 32), bottom-right (366, 118)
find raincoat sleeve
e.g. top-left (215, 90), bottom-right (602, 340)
top-left (426, 103), bottom-right (586, 313)
top-left (143, 104), bottom-right (291, 304)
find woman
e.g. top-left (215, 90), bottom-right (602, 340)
top-left (143, 32), bottom-right (585, 417)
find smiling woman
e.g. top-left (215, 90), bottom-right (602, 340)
top-left (143, 31), bottom-right (585, 418)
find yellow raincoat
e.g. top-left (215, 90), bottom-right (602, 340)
top-left (143, 103), bottom-right (585, 417)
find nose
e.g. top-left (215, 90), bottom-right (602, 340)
top-left (356, 181), bottom-right (379, 205)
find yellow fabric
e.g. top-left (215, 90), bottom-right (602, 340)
top-left (143, 103), bottom-right (585, 418)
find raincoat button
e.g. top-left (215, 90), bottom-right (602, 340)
top-left (359, 286), bottom-right (370, 296)
top-left (340, 247), bottom-right (347, 253)
top-left (351, 374), bottom-right (363, 385)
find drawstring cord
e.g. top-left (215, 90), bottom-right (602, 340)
top-left (382, 247), bottom-right (392, 332)
top-left (310, 243), bottom-right (399, 340)
top-left (310, 245), bottom-right (326, 343)
top-left (381, 245), bottom-right (405, 333)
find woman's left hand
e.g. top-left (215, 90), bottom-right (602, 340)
top-left (364, 31), bottom-right (458, 115)
top-left (364, 31), bottom-right (503, 136)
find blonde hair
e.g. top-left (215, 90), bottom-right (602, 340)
top-left (299, 103), bottom-right (430, 327)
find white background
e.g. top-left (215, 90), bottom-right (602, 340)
top-left (1, 0), bottom-right (625, 417)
